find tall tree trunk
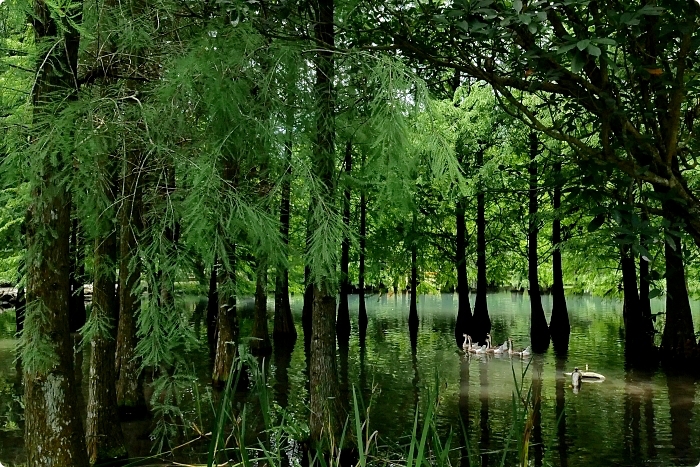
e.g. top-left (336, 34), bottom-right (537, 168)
top-left (454, 196), bottom-right (472, 347)
top-left (528, 133), bottom-right (550, 353)
top-left (251, 262), bottom-right (272, 355)
top-left (69, 216), bottom-right (86, 334)
top-left (274, 143), bottom-right (295, 341)
top-left (358, 166), bottom-right (368, 331)
top-left (309, 0), bottom-right (343, 443)
top-left (409, 210), bottom-right (419, 326)
top-left (69, 215), bottom-right (86, 384)
top-left (212, 242), bottom-right (239, 387)
top-left (472, 149), bottom-right (490, 344)
top-left (337, 141), bottom-right (352, 342)
top-left (116, 148), bottom-right (146, 417)
top-left (549, 162), bottom-right (570, 353)
top-left (23, 0), bottom-right (89, 464)
top-left (639, 211), bottom-right (653, 340)
top-left (87, 216), bottom-right (127, 463)
top-left (621, 243), bottom-right (652, 362)
top-left (660, 224), bottom-right (697, 362)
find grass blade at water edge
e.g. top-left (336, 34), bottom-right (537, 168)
top-left (352, 387), bottom-right (366, 467)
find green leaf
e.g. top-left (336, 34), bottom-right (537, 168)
top-left (528, 23), bottom-right (537, 34)
top-left (518, 14), bottom-right (532, 25)
top-left (648, 289), bottom-right (662, 299)
top-left (571, 52), bottom-right (586, 74)
top-left (576, 39), bottom-right (590, 51)
top-left (557, 43), bottom-right (577, 54)
top-left (587, 44), bottom-right (601, 56)
top-left (593, 37), bottom-right (616, 46)
top-left (587, 214), bottom-right (605, 232)
top-left (513, 0), bottom-right (523, 14)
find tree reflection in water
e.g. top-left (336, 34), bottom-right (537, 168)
top-left (554, 357), bottom-right (569, 467)
top-left (479, 360), bottom-right (489, 467)
top-left (667, 374), bottom-right (696, 464)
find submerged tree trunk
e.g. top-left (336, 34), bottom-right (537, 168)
top-left (308, 0), bottom-right (343, 443)
top-left (274, 145), bottom-right (296, 341)
top-left (472, 149), bottom-right (490, 344)
top-left (660, 225), bottom-right (697, 362)
top-left (454, 196), bottom-right (472, 347)
top-left (409, 210), bottom-right (419, 326)
top-left (116, 149), bottom-right (146, 416)
top-left (23, 0), bottom-right (89, 464)
top-left (549, 162), bottom-right (570, 353)
top-left (528, 133), bottom-right (550, 353)
top-left (251, 262), bottom-right (272, 356)
top-left (87, 222), bottom-right (127, 463)
top-left (337, 141), bottom-right (352, 342)
top-left (358, 170), bottom-right (368, 331)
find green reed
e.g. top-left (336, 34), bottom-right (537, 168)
top-left (124, 353), bottom-right (543, 467)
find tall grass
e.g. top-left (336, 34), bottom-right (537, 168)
top-left (125, 354), bottom-right (544, 467)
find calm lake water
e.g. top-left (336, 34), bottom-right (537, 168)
top-left (0, 292), bottom-right (699, 466)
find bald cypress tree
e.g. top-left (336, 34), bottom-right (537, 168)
top-left (21, 0), bottom-right (89, 464)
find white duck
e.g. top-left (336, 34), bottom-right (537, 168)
top-left (508, 338), bottom-right (531, 358)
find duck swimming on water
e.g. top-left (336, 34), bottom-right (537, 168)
top-left (565, 365), bottom-right (606, 383)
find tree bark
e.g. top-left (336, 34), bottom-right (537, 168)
top-left (549, 162), bottom-right (570, 353)
top-left (274, 143), bottom-right (296, 341)
top-left (638, 211), bottom-right (653, 337)
top-left (358, 167), bottom-right (368, 331)
top-left (251, 262), bottom-right (272, 355)
top-left (336, 141), bottom-right (352, 342)
top-left (69, 216), bottom-right (86, 334)
top-left (23, 0), bottom-right (89, 464)
top-left (660, 224), bottom-right (697, 362)
top-left (309, 286), bottom-right (342, 442)
top-left (308, 0), bottom-right (343, 443)
top-left (621, 244), bottom-right (653, 361)
top-left (528, 133), bottom-right (550, 353)
top-left (472, 148), bottom-right (490, 344)
top-left (87, 224), bottom-right (127, 463)
top-left (212, 243), bottom-right (239, 387)
top-left (116, 148), bottom-right (146, 416)
top-left (454, 196), bottom-right (472, 347)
